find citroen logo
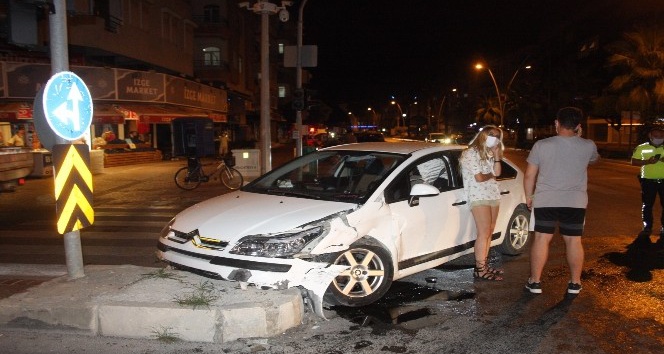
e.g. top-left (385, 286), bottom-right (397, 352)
top-left (192, 235), bottom-right (202, 247)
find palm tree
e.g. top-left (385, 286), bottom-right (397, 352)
top-left (605, 24), bottom-right (664, 123)
top-left (474, 96), bottom-right (501, 126)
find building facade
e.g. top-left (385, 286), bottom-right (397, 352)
top-left (0, 0), bottom-right (297, 160)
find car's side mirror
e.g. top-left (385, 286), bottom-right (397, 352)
top-left (408, 183), bottom-right (440, 207)
top-left (410, 183), bottom-right (439, 196)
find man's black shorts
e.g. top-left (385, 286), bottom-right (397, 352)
top-left (533, 207), bottom-right (586, 236)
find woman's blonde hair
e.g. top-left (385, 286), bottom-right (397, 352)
top-left (467, 125), bottom-right (504, 161)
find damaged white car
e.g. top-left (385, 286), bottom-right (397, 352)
top-left (157, 142), bottom-right (530, 316)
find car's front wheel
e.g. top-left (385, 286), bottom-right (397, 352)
top-left (499, 205), bottom-right (531, 255)
top-left (322, 243), bottom-right (393, 307)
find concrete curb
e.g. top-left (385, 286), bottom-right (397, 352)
top-left (0, 265), bottom-right (304, 343)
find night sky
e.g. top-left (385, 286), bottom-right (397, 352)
top-left (302, 0), bottom-right (664, 105)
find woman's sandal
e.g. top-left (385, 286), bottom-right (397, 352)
top-left (485, 259), bottom-right (504, 275)
top-left (487, 266), bottom-right (504, 275)
top-left (473, 265), bottom-right (503, 281)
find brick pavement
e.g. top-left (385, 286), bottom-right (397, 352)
top-left (0, 276), bottom-right (54, 299)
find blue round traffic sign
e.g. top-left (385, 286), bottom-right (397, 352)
top-left (42, 71), bottom-right (93, 141)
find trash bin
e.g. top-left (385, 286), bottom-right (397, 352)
top-left (231, 149), bottom-right (261, 177)
top-left (90, 149), bottom-right (105, 175)
top-left (30, 149), bottom-right (53, 178)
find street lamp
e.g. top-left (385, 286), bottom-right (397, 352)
top-left (475, 63), bottom-right (503, 127)
top-left (348, 111), bottom-right (358, 129)
top-left (475, 61), bottom-right (531, 128)
top-left (437, 88), bottom-right (456, 133)
top-left (240, 1), bottom-right (292, 174)
top-left (368, 107), bottom-right (378, 127)
top-left (391, 100), bottom-right (404, 128)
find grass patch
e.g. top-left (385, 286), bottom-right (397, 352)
top-left (173, 280), bottom-right (220, 309)
top-left (141, 268), bottom-right (185, 281)
top-left (121, 267), bottom-right (185, 288)
top-left (151, 326), bottom-right (180, 343)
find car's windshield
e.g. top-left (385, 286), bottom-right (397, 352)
top-left (243, 150), bottom-right (406, 203)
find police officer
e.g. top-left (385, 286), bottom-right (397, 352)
top-left (632, 120), bottom-right (664, 240)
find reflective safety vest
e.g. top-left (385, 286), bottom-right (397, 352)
top-left (633, 142), bottom-right (664, 179)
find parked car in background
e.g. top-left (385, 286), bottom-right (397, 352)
top-left (157, 142), bottom-right (530, 317)
top-left (425, 132), bottom-right (457, 144)
top-left (305, 133), bottom-right (330, 147)
top-left (455, 131), bottom-right (478, 145)
top-left (355, 131), bottom-right (385, 142)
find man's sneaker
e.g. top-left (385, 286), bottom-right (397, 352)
top-left (567, 282), bottom-right (582, 294)
top-left (525, 280), bottom-right (542, 294)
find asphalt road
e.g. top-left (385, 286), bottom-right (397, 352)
top-left (0, 143), bottom-right (662, 353)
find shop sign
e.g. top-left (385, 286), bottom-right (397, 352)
top-left (73, 66), bottom-right (117, 100)
top-left (17, 106), bottom-right (32, 119)
top-left (140, 116), bottom-right (175, 123)
top-left (5, 62), bottom-right (51, 98)
top-left (209, 113), bottom-right (227, 122)
top-left (116, 69), bottom-right (165, 102)
top-left (165, 76), bottom-right (227, 111)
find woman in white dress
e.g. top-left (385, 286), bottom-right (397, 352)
top-left (459, 125), bottom-right (504, 281)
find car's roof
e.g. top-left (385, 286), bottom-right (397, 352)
top-left (322, 142), bottom-right (466, 154)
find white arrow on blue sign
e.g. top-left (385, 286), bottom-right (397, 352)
top-left (42, 71), bottom-right (93, 141)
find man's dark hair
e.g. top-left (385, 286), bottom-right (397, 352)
top-left (556, 107), bottom-right (583, 129)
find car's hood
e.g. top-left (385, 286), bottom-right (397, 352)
top-left (172, 191), bottom-right (355, 240)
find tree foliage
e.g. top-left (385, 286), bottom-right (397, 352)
top-left (605, 24), bottom-right (664, 123)
top-left (474, 96), bottom-right (501, 126)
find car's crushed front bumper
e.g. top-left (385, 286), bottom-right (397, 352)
top-left (157, 239), bottom-right (347, 318)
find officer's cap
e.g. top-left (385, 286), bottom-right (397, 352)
top-left (647, 117), bottom-right (664, 132)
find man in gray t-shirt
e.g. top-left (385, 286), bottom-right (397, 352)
top-left (523, 107), bottom-right (599, 295)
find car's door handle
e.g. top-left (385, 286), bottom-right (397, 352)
top-left (452, 201), bottom-right (467, 206)
top-left (500, 191), bottom-right (510, 195)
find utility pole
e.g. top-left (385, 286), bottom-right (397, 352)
top-left (240, 1), bottom-right (292, 173)
top-left (295, 0), bottom-right (308, 156)
top-left (50, 0), bottom-right (85, 279)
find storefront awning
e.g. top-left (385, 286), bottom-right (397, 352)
top-left (0, 102), bottom-right (228, 124)
top-left (92, 104), bottom-right (124, 124)
top-left (116, 104), bottom-right (227, 123)
top-left (0, 102), bottom-right (33, 121)
top-left (0, 102), bottom-right (124, 124)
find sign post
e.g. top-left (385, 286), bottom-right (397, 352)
top-left (34, 0), bottom-right (94, 279)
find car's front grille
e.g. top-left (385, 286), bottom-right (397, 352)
top-left (158, 240), bottom-right (293, 273)
top-left (169, 229), bottom-right (229, 250)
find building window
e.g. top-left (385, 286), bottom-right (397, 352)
top-left (279, 86), bottom-right (286, 98)
top-left (161, 8), bottom-right (182, 44)
top-left (204, 47), bottom-right (221, 66)
top-left (278, 43), bottom-right (284, 54)
top-left (203, 4), bottom-right (220, 23)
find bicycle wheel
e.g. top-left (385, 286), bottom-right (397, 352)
top-left (220, 167), bottom-right (243, 190)
top-left (175, 167), bottom-right (202, 190)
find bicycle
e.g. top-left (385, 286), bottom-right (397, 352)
top-left (174, 155), bottom-right (244, 191)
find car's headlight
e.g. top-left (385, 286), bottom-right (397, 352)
top-left (160, 218), bottom-right (176, 238)
top-left (229, 226), bottom-right (325, 258)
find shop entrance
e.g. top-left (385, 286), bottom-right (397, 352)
top-left (171, 117), bottom-right (215, 158)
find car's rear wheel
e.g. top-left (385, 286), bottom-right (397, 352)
top-left (499, 205), bottom-right (531, 255)
top-left (322, 243), bottom-right (393, 307)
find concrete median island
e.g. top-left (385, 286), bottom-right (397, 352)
top-left (0, 265), bottom-right (304, 343)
